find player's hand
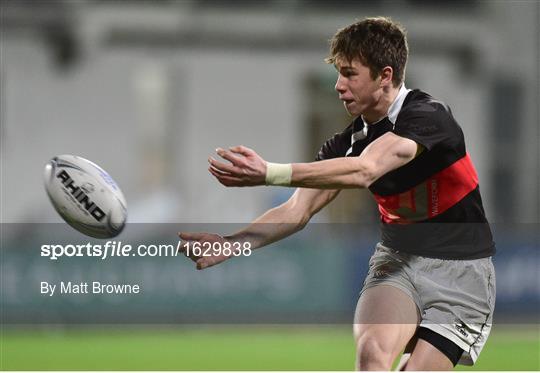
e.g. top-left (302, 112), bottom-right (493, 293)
top-left (208, 146), bottom-right (266, 187)
top-left (178, 232), bottom-right (232, 270)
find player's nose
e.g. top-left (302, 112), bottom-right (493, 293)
top-left (335, 75), bottom-right (347, 94)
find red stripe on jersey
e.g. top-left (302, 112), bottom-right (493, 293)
top-left (373, 153), bottom-right (479, 224)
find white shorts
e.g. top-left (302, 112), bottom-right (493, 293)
top-left (360, 243), bottom-right (496, 365)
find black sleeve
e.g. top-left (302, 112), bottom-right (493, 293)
top-left (393, 101), bottom-right (456, 150)
top-left (315, 124), bottom-right (353, 161)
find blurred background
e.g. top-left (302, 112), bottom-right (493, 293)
top-left (1, 0), bottom-right (539, 370)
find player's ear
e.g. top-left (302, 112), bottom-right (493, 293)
top-left (380, 66), bottom-right (393, 87)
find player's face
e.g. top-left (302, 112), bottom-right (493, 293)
top-left (334, 58), bottom-right (381, 118)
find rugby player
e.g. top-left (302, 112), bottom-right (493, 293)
top-left (179, 17), bottom-right (495, 371)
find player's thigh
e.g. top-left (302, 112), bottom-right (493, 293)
top-left (353, 285), bottom-right (420, 357)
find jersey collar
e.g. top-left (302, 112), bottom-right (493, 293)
top-left (387, 84), bottom-right (411, 125)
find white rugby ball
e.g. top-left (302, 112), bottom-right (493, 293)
top-left (44, 155), bottom-right (128, 238)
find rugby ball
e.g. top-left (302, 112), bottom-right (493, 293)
top-left (44, 155), bottom-right (127, 238)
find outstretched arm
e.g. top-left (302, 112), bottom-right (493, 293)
top-left (179, 187), bottom-right (339, 269)
top-left (209, 132), bottom-right (421, 189)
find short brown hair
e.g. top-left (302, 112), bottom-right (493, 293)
top-left (325, 17), bottom-right (408, 87)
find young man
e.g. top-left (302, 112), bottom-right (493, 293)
top-left (179, 17), bottom-right (495, 370)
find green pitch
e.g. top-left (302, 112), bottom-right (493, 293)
top-left (1, 325), bottom-right (538, 370)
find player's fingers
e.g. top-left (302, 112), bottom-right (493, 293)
top-left (208, 164), bottom-right (230, 176)
top-left (178, 239), bottom-right (191, 254)
top-left (216, 148), bottom-right (245, 166)
top-left (179, 243), bottom-right (200, 261)
top-left (196, 256), bottom-right (224, 270)
top-left (177, 242), bottom-right (186, 253)
top-left (178, 232), bottom-right (203, 241)
top-left (208, 157), bottom-right (242, 175)
top-left (230, 145), bottom-right (254, 156)
top-left (188, 254), bottom-right (200, 262)
top-left (196, 258), bottom-right (206, 270)
top-left (208, 167), bottom-right (219, 177)
top-left (178, 232), bottom-right (191, 240)
top-left (209, 167), bottom-right (232, 181)
top-left (209, 167), bottom-right (244, 186)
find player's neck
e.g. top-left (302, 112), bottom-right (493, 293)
top-left (362, 85), bottom-right (401, 125)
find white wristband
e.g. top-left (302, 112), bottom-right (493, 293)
top-left (265, 162), bottom-right (292, 186)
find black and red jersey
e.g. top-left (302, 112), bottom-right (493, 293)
top-left (316, 88), bottom-right (495, 259)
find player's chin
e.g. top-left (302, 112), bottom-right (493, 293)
top-left (343, 102), bottom-right (360, 116)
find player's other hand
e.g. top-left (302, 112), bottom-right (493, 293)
top-left (208, 145), bottom-right (266, 187)
top-left (178, 232), bottom-right (231, 270)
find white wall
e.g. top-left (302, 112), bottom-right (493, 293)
top-left (1, 40), bottom-right (322, 223)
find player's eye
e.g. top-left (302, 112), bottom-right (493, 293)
top-left (340, 69), bottom-right (356, 77)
